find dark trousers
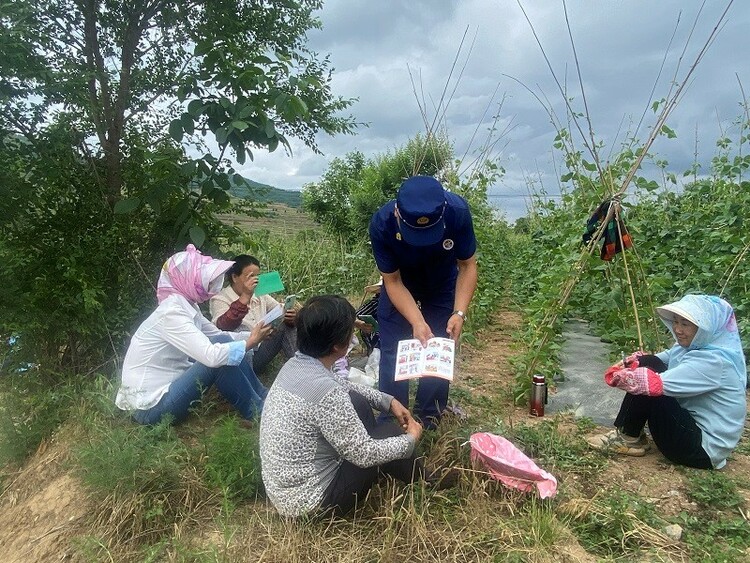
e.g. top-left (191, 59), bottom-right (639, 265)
top-left (377, 286), bottom-right (453, 425)
top-left (320, 391), bottom-right (424, 515)
top-left (614, 355), bottom-right (712, 469)
top-left (251, 323), bottom-right (297, 374)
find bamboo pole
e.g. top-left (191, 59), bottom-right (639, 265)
top-left (613, 202), bottom-right (644, 350)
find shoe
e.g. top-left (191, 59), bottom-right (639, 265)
top-left (443, 401), bottom-right (467, 421)
top-left (586, 429), bottom-right (651, 457)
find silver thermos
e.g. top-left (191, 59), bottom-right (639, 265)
top-left (529, 374), bottom-right (547, 417)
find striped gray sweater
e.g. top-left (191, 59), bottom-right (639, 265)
top-left (259, 352), bottom-right (415, 516)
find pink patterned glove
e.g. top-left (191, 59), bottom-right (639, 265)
top-left (624, 351), bottom-right (645, 368)
top-left (605, 367), bottom-right (663, 396)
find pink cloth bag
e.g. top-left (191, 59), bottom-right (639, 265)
top-left (469, 432), bottom-right (558, 498)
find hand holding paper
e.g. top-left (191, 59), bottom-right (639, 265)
top-left (247, 319), bottom-right (274, 349)
top-left (255, 271), bottom-right (285, 297)
top-left (394, 337), bottom-right (455, 381)
top-left (260, 304), bottom-right (284, 329)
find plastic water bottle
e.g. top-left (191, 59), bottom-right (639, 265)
top-left (529, 374), bottom-right (547, 417)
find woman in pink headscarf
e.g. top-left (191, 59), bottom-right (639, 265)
top-left (115, 245), bottom-right (273, 425)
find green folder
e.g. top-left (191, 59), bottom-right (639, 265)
top-left (255, 271), bottom-right (285, 296)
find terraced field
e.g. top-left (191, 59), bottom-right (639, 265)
top-left (219, 203), bottom-right (321, 237)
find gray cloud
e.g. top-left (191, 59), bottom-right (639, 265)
top-left (242, 0), bottom-right (748, 221)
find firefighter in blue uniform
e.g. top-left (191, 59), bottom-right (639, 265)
top-left (369, 175), bottom-right (478, 427)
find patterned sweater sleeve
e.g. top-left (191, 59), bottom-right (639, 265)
top-left (214, 300), bottom-right (249, 331)
top-left (314, 387), bottom-right (414, 468)
top-left (332, 371), bottom-right (392, 412)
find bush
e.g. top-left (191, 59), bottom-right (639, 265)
top-left (202, 416), bottom-right (264, 501)
top-left (0, 371), bottom-right (80, 468)
top-left (73, 418), bottom-right (188, 496)
top-left (72, 414), bottom-right (215, 550)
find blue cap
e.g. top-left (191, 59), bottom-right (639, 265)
top-left (395, 176), bottom-right (447, 246)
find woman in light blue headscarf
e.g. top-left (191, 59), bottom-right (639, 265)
top-left (587, 294), bottom-right (747, 469)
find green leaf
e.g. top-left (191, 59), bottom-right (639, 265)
top-left (238, 105), bottom-right (255, 119)
top-left (660, 125), bottom-right (677, 139)
top-left (216, 174), bottom-right (231, 190)
top-left (169, 119), bottom-right (183, 142)
top-left (216, 126), bottom-right (229, 145)
top-left (582, 160), bottom-right (597, 172)
top-left (180, 161), bottom-right (197, 177)
top-left (212, 190), bottom-right (231, 206)
top-left (194, 40), bottom-right (212, 56)
top-left (288, 95), bottom-right (308, 117)
top-left (231, 120), bottom-right (249, 132)
top-left (181, 113), bottom-right (195, 135)
top-left (189, 225), bottom-right (206, 247)
top-left (275, 93), bottom-right (289, 112)
top-left (187, 100), bottom-right (205, 117)
top-left (235, 147), bottom-right (246, 165)
top-left (114, 197), bottom-right (141, 214)
top-left (264, 119), bottom-right (276, 138)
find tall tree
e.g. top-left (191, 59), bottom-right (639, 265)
top-left (0, 0), bottom-right (355, 370)
top-left (1, 0), bottom-right (353, 216)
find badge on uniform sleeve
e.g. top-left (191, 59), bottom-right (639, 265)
top-left (443, 239), bottom-right (454, 250)
top-left (396, 232), bottom-right (402, 241)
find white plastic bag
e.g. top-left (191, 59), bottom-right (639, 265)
top-left (364, 348), bottom-right (380, 383)
top-left (347, 367), bottom-right (377, 388)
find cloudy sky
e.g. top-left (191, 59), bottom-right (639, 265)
top-left (236, 0), bottom-right (748, 221)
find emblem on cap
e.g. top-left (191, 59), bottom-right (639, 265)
top-left (417, 216), bottom-right (430, 225)
top-left (443, 239), bottom-right (454, 250)
top-left (396, 232), bottom-right (402, 241)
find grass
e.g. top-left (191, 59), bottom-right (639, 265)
top-left (676, 467), bottom-right (750, 561)
top-left (202, 416), bottom-right (264, 503)
top-left (496, 415), bottom-right (607, 477)
top-left (684, 469), bottom-right (744, 510)
top-left (0, 370), bottom-right (81, 468)
top-left (561, 490), bottom-right (675, 559)
top-left (3, 348), bottom-right (746, 562)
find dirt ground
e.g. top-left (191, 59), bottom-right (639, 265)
top-left (0, 308), bottom-right (748, 562)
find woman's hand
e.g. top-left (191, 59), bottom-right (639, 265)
top-left (354, 319), bottom-right (373, 334)
top-left (238, 273), bottom-right (259, 302)
top-left (283, 308), bottom-right (297, 327)
top-left (247, 320), bottom-right (274, 349)
top-left (405, 417), bottom-right (423, 441)
top-left (605, 366), bottom-right (664, 396)
top-left (389, 398), bottom-right (412, 430)
top-left (624, 350), bottom-right (645, 368)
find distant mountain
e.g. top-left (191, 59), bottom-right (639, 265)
top-left (229, 177), bottom-right (302, 208)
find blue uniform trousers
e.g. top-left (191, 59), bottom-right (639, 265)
top-left (378, 285), bottom-right (454, 426)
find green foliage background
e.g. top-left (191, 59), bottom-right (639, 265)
top-left (0, 0), bottom-right (354, 372)
top-left (508, 117), bottom-right (750, 396)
